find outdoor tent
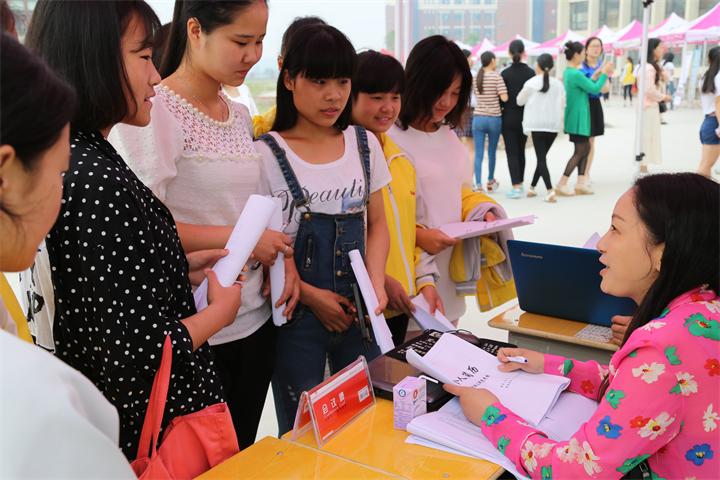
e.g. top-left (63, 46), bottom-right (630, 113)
top-left (586, 25), bottom-right (616, 52)
top-left (491, 35), bottom-right (539, 57)
top-left (471, 38), bottom-right (495, 57)
top-left (649, 12), bottom-right (689, 40)
top-left (660, 3), bottom-right (720, 44)
top-left (610, 20), bottom-right (644, 49)
top-left (529, 30), bottom-right (583, 56)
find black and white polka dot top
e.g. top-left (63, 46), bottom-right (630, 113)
top-left (46, 130), bottom-right (224, 458)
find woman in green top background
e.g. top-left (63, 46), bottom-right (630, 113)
top-left (557, 41), bottom-right (613, 196)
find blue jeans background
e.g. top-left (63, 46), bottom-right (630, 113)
top-left (472, 115), bottom-right (502, 186)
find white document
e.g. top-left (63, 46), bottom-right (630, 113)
top-left (268, 198), bottom-right (287, 326)
top-left (406, 392), bottom-right (597, 480)
top-left (405, 333), bottom-right (569, 426)
top-left (348, 250), bottom-right (395, 354)
top-left (439, 215), bottom-right (536, 240)
top-left (194, 194), bottom-right (276, 311)
top-left (411, 295), bottom-right (455, 332)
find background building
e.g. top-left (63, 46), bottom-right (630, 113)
top-left (556, 0), bottom-right (717, 36)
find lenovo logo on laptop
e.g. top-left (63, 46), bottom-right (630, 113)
top-left (520, 252), bottom-right (543, 260)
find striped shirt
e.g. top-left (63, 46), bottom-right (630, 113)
top-left (472, 70), bottom-right (507, 117)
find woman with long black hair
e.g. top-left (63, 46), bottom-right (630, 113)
top-left (446, 173), bottom-right (720, 479)
top-left (698, 46), bottom-right (720, 177)
top-left (500, 39), bottom-right (535, 199)
top-left (640, 38), bottom-right (671, 173)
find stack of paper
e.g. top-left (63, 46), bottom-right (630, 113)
top-left (406, 393), bottom-right (597, 479)
top-left (410, 295), bottom-right (455, 332)
top-left (439, 215), bottom-right (535, 240)
top-left (406, 333), bottom-right (570, 426)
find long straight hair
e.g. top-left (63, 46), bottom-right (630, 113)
top-left (537, 53), bottom-right (553, 93)
top-left (597, 173), bottom-right (720, 400)
top-left (647, 38), bottom-right (662, 86)
top-left (702, 46), bottom-right (720, 94)
top-left (475, 51), bottom-right (495, 95)
top-left (508, 39), bottom-right (524, 64)
top-left (272, 24), bottom-right (355, 132)
top-left (160, 1), bottom-right (258, 78)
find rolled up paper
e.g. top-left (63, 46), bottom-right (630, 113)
top-left (348, 249), bottom-right (395, 354)
top-left (269, 198), bottom-right (287, 326)
top-left (194, 194), bottom-right (277, 311)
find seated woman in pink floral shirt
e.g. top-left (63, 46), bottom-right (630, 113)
top-left (446, 172), bottom-right (719, 479)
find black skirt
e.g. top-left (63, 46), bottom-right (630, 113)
top-left (589, 97), bottom-right (605, 137)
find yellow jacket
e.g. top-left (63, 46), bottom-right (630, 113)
top-left (379, 134), bottom-right (417, 313)
top-left (252, 105), bottom-right (276, 138)
top-left (449, 187), bottom-right (517, 311)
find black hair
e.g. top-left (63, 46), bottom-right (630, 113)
top-left (1, 1), bottom-right (15, 35)
top-left (475, 51), bottom-right (495, 95)
top-left (663, 51), bottom-right (675, 64)
top-left (508, 39), bottom-right (524, 64)
top-left (273, 24), bottom-right (355, 132)
top-left (598, 173), bottom-right (720, 400)
top-left (564, 41), bottom-right (584, 61)
top-left (461, 48), bottom-right (471, 58)
top-left (583, 36), bottom-right (604, 68)
top-left (26, 0), bottom-right (161, 133)
top-left (647, 38), bottom-right (662, 86)
top-left (627, 57), bottom-right (634, 66)
top-left (161, 1), bottom-right (261, 78)
top-left (352, 50), bottom-right (405, 98)
top-left (537, 53), bottom-right (554, 93)
top-left (398, 35), bottom-right (472, 130)
top-left (280, 15), bottom-right (326, 59)
top-left (702, 46), bottom-right (720, 94)
top-left (152, 22), bottom-right (172, 70)
top-left (1, 32), bottom-right (75, 171)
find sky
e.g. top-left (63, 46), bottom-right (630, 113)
top-left (146, 0), bottom-right (388, 78)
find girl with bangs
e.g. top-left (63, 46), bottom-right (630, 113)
top-left (255, 25), bottom-right (391, 435)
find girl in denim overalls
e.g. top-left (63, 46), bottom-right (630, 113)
top-left (255, 24), bottom-right (391, 435)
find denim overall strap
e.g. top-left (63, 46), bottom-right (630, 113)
top-left (353, 125), bottom-right (372, 206)
top-left (258, 133), bottom-right (309, 211)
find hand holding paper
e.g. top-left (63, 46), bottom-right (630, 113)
top-left (268, 198), bottom-right (288, 326)
top-left (411, 295), bottom-right (455, 332)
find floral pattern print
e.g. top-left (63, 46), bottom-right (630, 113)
top-left (475, 288), bottom-right (719, 479)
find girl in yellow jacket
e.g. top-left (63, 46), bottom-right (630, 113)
top-left (351, 50), bottom-right (425, 346)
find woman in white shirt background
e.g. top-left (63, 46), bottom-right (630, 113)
top-left (0, 31), bottom-right (134, 480)
top-left (389, 35), bottom-right (496, 324)
top-left (516, 53), bottom-right (565, 203)
top-left (640, 38), bottom-right (672, 173)
top-left (698, 46), bottom-right (720, 177)
top-left (110, 0), bottom-right (300, 449)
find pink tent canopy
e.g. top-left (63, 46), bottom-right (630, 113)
top-left (491, 35), bottom-right (539, 58)
top-left (650, 12), bottom-right (688, 38)
top-left (471, 38), bottom-right (495, 57)
top-left (660, 3), bottom-right (720, 44)
top-left (529, 30), bottom-right (583, 56)
top-left (610, 20), bottom-right (643, 49)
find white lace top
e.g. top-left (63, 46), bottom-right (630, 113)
top-left (109, 84), bottom-right (270, 344)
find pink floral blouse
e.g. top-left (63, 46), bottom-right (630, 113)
top-left (479, 287), bottom-right (720, 479)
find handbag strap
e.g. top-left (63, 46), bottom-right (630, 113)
top-left (135, 335), bottom-right (173, 460)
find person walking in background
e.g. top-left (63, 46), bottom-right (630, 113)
top-left (621, 57), bottom-right (635, 107)
top-left (500, 39), bottom-right (535, 199)
top-left (663, 52), bottom-right (676, 111)
top-left (454, 48), bottom-right (475, 169)
top-left (516, 53), bottom-right (564, 203)
top-left (698, 46), bottom-right (720, 177)
top-left (640, 38), bottom-right (672, 173)
top-left (471, 51), bottom-right (507, 193)
top-left (579, 36), bottom-right (607, 189)
top-left (557, 41), bottom-right (612, 197)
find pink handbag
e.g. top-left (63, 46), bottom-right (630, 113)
top-left (131, 336), bottom-right (239, 479)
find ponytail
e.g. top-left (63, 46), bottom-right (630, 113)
top-left (647, 38), bottom-right (662, 86)
top-left (564, 41), bottom-right (584, 61)
top-left (508, 39), bottom-right (524, 64)
top-left (160, 0), bottom-right (258, 78)
top-left (537, 53), bottom-right (553, 93)
top-left (475, 51), bottom-right (495, 95)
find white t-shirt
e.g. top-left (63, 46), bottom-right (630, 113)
top-left (387, 124), bottom-right (472, 322)
top-left (255, 128), bottom-right (392, 239)
top-left (109, 85), bottom-right (270, 345)
top-left (0, 329), bottom-right (134, 479)
top-left (701, 72), bottom-right (720, 115)
top-left (516, 75), bottom-right (565, 135)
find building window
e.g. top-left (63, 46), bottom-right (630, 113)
top-left (699, 0), bottom-right (716, 14)
top-left (569, 1), bottom-right (588, 30)
top-left (666, 0), bottom-right (684, 15)
top-left (599, 0), bottom-right (619, 28)
top-left (631, 0), bottom-right (644, 21)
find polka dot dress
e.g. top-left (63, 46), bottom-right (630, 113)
top-left (45, 131), bottom-right (223, 459)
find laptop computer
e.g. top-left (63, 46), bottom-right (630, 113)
top-left (368, 330), bottom-right (515, 411)
top-left (507, 239), bottom-right (636, 327)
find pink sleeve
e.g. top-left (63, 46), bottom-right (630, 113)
top-left (479, 346), bottom-right (683, 479)
top-left (544, 354), bottom-right (607, 400)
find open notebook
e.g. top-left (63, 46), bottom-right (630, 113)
top-left (406, 333), bottom-right (569, 426)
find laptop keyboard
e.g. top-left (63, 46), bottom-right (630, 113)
top-left (386, 330), bottom-right (514, 361)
